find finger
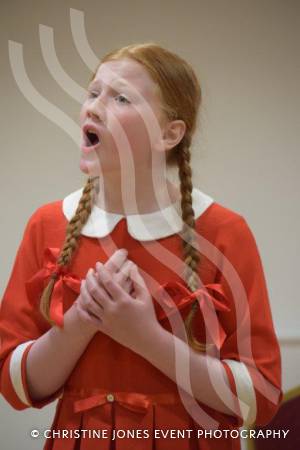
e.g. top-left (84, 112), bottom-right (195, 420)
top-left (96, 260), bottom-right (133, 294)
top-left (86, 268), bottom-right (112, 306)
top-left (81, 279), bottom-right (105, 319)
top-left (114, 260), bottom-right (134, 284)
top-left (129, 264), bottom-right (148, 296)
top-left (97, 249), bottom-right (128, 276)
top-left (76, 301), bottom-right (103, 328)
top-left (98, 265), bottom-right (130, 301)
top-left (123, 278), bottom-right (133, 295)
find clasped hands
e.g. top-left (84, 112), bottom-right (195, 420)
top-left (74, 248), bottom-right (159, 351)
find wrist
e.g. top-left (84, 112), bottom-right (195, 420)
top-left (133, 322), bottom-right (166, 359)
top-left (64, 304), bottom-right (98, 339)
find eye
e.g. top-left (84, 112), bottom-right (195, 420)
top-left (87, 90), bottom-right (99, 98)
top-left (115, 94), bottom-right (130, 104)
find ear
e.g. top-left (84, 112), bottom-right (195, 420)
top-left (159, 119), bottom-right (186, 152)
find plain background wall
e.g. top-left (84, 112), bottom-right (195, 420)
top-left (0, 0), bottom-right (299, 449)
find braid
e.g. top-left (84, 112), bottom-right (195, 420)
top-left (39, 176), bottom-right (98, 326)
top-left (177, 136), bottom-right (207, 352)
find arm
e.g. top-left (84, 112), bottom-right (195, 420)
top-left (25, 304), bottom-right (96, 402)
top-left (0, 208), bottom-right (133, 409)
top-left (26, 251), bottom-right (133, 402)
top-left (134, 323), bottom-right (238, 416)
top-left (130, 215), bottom-right (282, 428)
top-left (139, 217), bottom-right (282, 426)
top-left (0, 207), bottom-right (97, 410)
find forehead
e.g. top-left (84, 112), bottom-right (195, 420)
top-left (90, 58), bottom-right (158, 97)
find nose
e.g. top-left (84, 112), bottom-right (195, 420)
top-left (86, 97), bottom-right (106, 124)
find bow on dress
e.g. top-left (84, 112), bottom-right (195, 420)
top-left (153, 281), bottom-right (231, 350)
top-left (72, 388), bottom-right (181, 415)
top-left (25, 247), bottom-right (81, 328)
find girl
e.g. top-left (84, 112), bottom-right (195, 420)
top-left (0, 43), bottom-right (282, 450)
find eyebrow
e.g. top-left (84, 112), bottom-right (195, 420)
top-left (88, 80), bottom-right (132, 90)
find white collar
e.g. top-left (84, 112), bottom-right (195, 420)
top-left (62, 187), bottom-right (214, 241)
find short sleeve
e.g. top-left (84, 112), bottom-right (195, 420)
top-left (0, 208), bottom-right (64, 410)
top-left (214, 215), bottom-right (283, 428)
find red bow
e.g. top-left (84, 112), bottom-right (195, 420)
top-left (72, 389), bottom-right (181, 414)
top-left (74, 391), bottom-right (150, 414)
top-left (154, 281), bottom-right (230, 349)
top-left (26, 247), bottom-right (81, 328)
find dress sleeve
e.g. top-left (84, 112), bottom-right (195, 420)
top-left (214, 215), bottom-right (283, 428)
top-left (0, 208), bottom-right (64, 410)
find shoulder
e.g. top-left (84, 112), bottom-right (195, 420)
top-left (195, 190), bottom-right (244, 231)
top-left (195, 194), bottom-right (256, 248)
top-left (194, 197), bottom-right (266, 287)
top-left (23, 198), bottom-right (67, 237)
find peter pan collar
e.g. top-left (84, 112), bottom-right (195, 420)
top-left (62, 187), bottom-right (214, 241)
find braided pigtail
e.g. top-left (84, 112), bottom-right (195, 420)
top-left (176, 136), bottom-right (207, 352)
top-left (39, 176), bottom-right (98, 326)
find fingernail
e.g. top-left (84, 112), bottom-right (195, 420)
top-left (119, 248), bottom-right (128, 256)
top-left (96, 262), bottom-right (103, 270)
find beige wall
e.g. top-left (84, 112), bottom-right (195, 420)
top-left (0, 0), bottom-right (299, 448)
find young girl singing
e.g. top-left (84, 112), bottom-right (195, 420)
top-left (0, 43), bottom-right (282, 450)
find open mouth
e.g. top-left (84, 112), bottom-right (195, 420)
top-left (85, 130), bottom-right (100, 147)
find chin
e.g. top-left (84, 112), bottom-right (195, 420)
top-left (79, 159), bottom-right (100, 177)
top-left (79, 155), bottom-right (123, 178)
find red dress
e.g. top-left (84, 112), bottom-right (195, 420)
top-left (0, 187), bottom-right (282, 450)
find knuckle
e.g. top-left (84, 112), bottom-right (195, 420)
top-left (99, 287), bottom-right (109, 301)
top-left (85, 276), bottom-right (93, 290)
top-left (110, 261), bottom-right (119, 272)
top-left (81, 289), bottom-right (88, 303)
top-left (89, 285), bottom-right (99, 297)
top-left (82, 283), bottom-right (90, 299)
top-left (89, 303), bottom-right (99, 314)
top-left (125, 259), bottom-right (132, 268)
top-left (77, 306), bottom-right (89, 323)
top-left (104, 278), bottom-right (114, 289)
top-left (83, 286), bottom-right (91, 301)
top-left (107, 304), bottom-right (117, 318)
top-left (113, 272), bottom-right (121, 283)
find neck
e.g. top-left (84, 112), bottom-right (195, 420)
top-left (93, 167), bottom-right (181, 215)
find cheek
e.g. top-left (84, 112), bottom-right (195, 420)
top-left (112, 110), bottom-right (154, 152)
